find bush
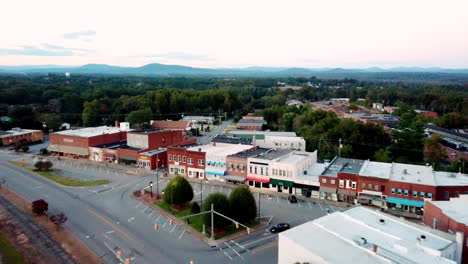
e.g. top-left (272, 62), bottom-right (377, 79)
top-left (191, 202), bottom-right (200, 214)
top-left (163, 175), bottom-right (194, 205)
top-left (202, 193), bottom-right (231, 229)
top-left (32, 199), bottom-right (48, 215)
top-left (229, 186), bottom-right (257, 224)
top-left (34, 160), bottom-right (54, 171)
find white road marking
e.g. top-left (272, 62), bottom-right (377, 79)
top-left (128, 217), bottom-right (135, 222)
top-left (162, 220), bottom-right (168, 228)
top-left (219, 248), bottom-right (233, 260)
top-left (307, 201), bottom-right (312, 208)
top-left (148, 211), bottom-right (154, 218)
top-left (178, 229), bottom-right (185, 239)
top-left (141, 206), bottom-right (148, 213)
top-left (224, 242), bottom-right (244, 260)
top-left (170, 224), bottom-right (177, 232)
top-left (276, 196), bottom-right (279, 204)
top-left (135, 202), bottom-right (142, 208)
top-left (105, 230), bottom-right (115, 234)
top-left (297, 201), bottom-right (301, 207)
top-left (318, 202), bottom-right (324, 211)
top-left (230, 240), bottom-right (250, 252)
top-left (154, 215), bottom-right (161, 223)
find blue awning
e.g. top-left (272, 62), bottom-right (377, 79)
top-left (387, 196), bottom-right (424, 207)
top-left (205, 170), bottom-right (226, 176)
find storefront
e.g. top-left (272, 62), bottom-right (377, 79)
top-left (270, 178), bottom-right (294, 194)
top-left (386, 196), bottom-right (424, 215)
top-left (246, 176), bottom-right (270, 189)
top-left (319, 186), bottom-right (337, 201)
top-left (357, 191), bottom-right (386, 208)
top-left (220, 175), bottom-right (246, 184)
top-left (119, 154), bottom-right (137, 165)
top-left (293, 183), bottom-right (320, 198)
top-left (337, 189), bottom-right (357, 204)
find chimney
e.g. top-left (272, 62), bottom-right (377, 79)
top-left (115, 121), bottom-right (120, 128)
top-left (373, 244), bottom-right (378, 253)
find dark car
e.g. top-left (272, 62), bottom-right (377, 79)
top-left (288, 195), bottom-right (297, 203)
top-left (269, 223), bottom-right (291, 233)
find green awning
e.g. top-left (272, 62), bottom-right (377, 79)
top-left (270, 178), bottom-right (294, 188)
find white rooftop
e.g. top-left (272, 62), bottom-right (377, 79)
top-left (228, 130), bottom-right (297, 137)
top-left (280, 206), bottom-right (457, 264)
top-left (433, 171), bottom-right (468, 186)
top-left (359, 160), bottom-right (392, 179)
top-left (0, 128), bottom-right (41, 138)
top-left (187, 143), bottom-right (252, 158)
top-left (276, 151), bottom-right (312, 164)
top-left (53, 126), bottom-right (124, 138)
top-left (428, 195), bottom-right (468, 225)
top-left (296, 163), bottom-right (327, 182)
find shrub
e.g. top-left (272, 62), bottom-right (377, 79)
top-left (229, 186), bottom-right (257, 224)
top-left (202, 193), bottom-right (231, 229)
top-left (163, 175), bottom-right (194, 205)
top-left (40, 148), bottom-right (48, 155)
top-left (191, 202), bottom-right (200, 214)
top-left (32, 199), bottom-right (48, 215)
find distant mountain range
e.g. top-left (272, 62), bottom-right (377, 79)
top-left (1, 63), bottom-right (468, 79)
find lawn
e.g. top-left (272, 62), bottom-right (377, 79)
top-left (154, 200), bottom-right (256, 239)
top-left (0, 231), bottom-right (27, 264)
top-left (9, 161), bottom-right (109, 187)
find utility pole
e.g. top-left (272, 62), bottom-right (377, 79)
top-left (338, 138), bottom-right (342, 158)
top-left (211, 203), bottom-right (214, 240)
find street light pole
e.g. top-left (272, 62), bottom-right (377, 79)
top-left (149, 181), bottom-right (153, 198)
top-left (156, 156), bottom-right (159, 199)
top-left (200, 179), bottom-right (203, 205)
top-left (258, 192), bottom-right (261, 219)
top-left (211, 203), bottom-right (214, 240)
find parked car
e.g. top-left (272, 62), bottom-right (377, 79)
top-left (269, 223), bottom-right (291, 233)
top-left (288, 195), bottom-right (297, 203)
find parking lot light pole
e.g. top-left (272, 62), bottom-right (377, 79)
top-left (149, 181), bottom-right (153, 198)
top-left (156, 157), bottom-right (160, 199)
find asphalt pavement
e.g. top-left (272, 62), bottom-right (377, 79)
top-left (0, 148), bottom-right (346, 264)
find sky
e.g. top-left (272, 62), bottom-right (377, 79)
top-left (1, 0), bottom-right (468, 68)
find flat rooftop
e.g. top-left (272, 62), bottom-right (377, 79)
top-left (276, 151), bottom-right (312, 164)
top-left (433, 171), bottom-right (468, 186)
top-left (187, 143), bottom-right (252, 157)
top-left (212, 135), bottom-right (253, 145)
top-left (280, 206), bottom-right (456, 264)
top-left (352, 113), bottom-right (399, 121)
top-left (237, 119), bottom-right (266, 124)
top-left (140, 147), bottom-right (167, 156)
top-left (359, 160), bottom-right (392, 179)
top-left (389, 162), bottom-right (436, 186)
top-left (53, 126), bottom-right (123, 138)
top-left (228, 130), bottom-right (297, 137)
top-left (322, 157), bottom-right (365, 177)
top-left (0, 128), bottom-right (42, 138)
top-left (429, 195), bottom-right (468, 225)
top-left (94, 140), bottom-right (127, 150)
top-left (296, 163), bottom-right (327, 182)
top-left (228, 147), bottom-right (271, 159)
top-left (129, 129), bottom-right (166, 134)
top-left (251, 148), bottom-right (292, 161)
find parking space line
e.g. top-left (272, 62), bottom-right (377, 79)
top-left (178, 229), bottom-right (185, 239)
top-left (170, 224), bottom-right (177, 232)
top-left (148, 211), bottom-right (154, 218)
top-left (318, 202), bottom-right (324, 211)
top-left (276, 196), bottom-right (279, 204)
top-left (307, 201), bottom-right (312, 208)
top-left (154, 215), bottom-right (161, 223)
top-left (135, 202), bottom-right (142, 208)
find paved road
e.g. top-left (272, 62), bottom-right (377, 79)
top-left (0, 150), bottom-right (344, 263)
top-left (197, 120), bottom-right (232, 145)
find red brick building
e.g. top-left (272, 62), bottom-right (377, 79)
top-left (48, 126), bottom-right (127, 157)
top-left (318, 158), bottom-right (364, 201)
top-left (424, 195), bottom-right (468, 264)
top-left (167, 145), bottom-right (206, 178)
top-left (138, 148), bottom-right (168, 170)
top-left (0, 128), bottom-right (44, 146)
top-left (151, 120), bottom-right (192, 131)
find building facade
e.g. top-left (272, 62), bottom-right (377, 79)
top-left (0, 128), bottom-right (44, 146)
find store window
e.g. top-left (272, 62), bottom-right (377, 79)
top-left (397, 189), bottom-right (402, 195)
top-left (169, 154), bottom-right (172, 161)
top-left (444, 191), bottom-right (450, 199)
top-left (413, 191), bottom-right (418, 197)
top-left (420, 192), bottom-right (425, 198)
top-left (374, 185), bottom-right (378, 191)
top-left (322, 179), bottom-right (327, 183)
top-left (404, 190), bottom-right (409, 196)
top-left (339, 180), bottom-right (344, 188)
top-left (331, 180), bottom-right (335, 184)
top-left (362, 183), bottom-right (366, 190)
top-left (428, 193), bottom-right (433, 198)
top-left (391, 188), bottom-right (395, 194)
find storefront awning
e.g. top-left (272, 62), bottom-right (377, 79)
top-left (221, 175), bottom-right (246, 182)
top-left (270, 178), bottom-right (294, 188)
top-left (205, 170), bottom-right (226, 176)
top-left (293, 182), bottom-right (320, 191)
top-left (387, 196), bottom-right (424, 207)
top-left (246, 176), bottom-right (270, 183)
top-left (47, 144), bottom-right (89, 156)
top-left (319, 186), bottom-right (337, 193)
top-left (337, 189), bottom-right (357, 197)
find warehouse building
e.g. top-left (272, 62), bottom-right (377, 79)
top-left (0, 128), bottom-right (44, 146)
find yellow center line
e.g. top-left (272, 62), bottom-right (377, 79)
top-left (252, 242), bottom-right (278, 254)
top-left (86, 208), bottom-right (144, 249)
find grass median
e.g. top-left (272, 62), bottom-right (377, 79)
top-left (154, 200), bottom-right (254, 239)
top-left (9, 161), bottom-right (109, 187)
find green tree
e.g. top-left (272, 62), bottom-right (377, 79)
top-left (163, 176), bottom-right (194, 205)
top-left (40, 113), bottom-right (63, 131)
top-left (127, 107), bottom-right (152, 129)
top-left (282, 112), bottom-right (297, 132)
top-left (202, 193), bottom-right (231, 229)
top-left (191, 202), bottom-right (200, 214)
top-left (228, 186), bottom-right (257, 224)
top-left (424, 135), bottom-right (446, 167)
top-left (374, 149), bottom-right (392, 162)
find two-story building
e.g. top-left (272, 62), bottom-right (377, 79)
top-left (167, 144), bottom-right (206, 178)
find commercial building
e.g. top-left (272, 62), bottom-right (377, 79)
top-left (167, 144), bottom-right (206, 179)
top-left (150, 120), bottom-right (192, 131)
top-left (89, 141), bottom-right (127, 163)
top-left (424, 195), bottom-right (468, 264)
top-left (278, 206), bottom-right (463, 264)
top-left (226, 130), bottom-right (306, 151)
top-left (236, 114), bottom-right (266, 131)
top-left (319, 157), bottom-right (365, 202)
top-left (416, 109), bottom-right (439, 118)
top-left (425, 124), bottom-right (468, 144)
top-left (294, 163), bottom-right (326, 198)
top-left (346, 113), bottom-right (399, 127)
top-left (0, 128), bottom-right (44, 146)
top-left (226, 147), bottom-right (271, 183)
top-left (48, 125), bottom-right (128, 157)
top-left (138, 148), bottom-right (167, 170)
top-left (227, 130), bottom-right (297, 139)
top-left (180, 116), bottom-right (214, 130)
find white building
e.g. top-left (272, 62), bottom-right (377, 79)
top-left (373, 102), bottom-right (384, 111)
top-left (278, 206), bottom-right (463, 264)
top-left (286, 99), bottom-right (304, 107)
top-left (254, 135), bottom-right (306, 151)
top-left (180, 115), bottom-right (214, 130)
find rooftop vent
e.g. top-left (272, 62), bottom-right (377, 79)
top-left (403, 169), bottom-right (408, 174)
top-left (450, 174), bottom-right (457, 178)
top-left (379, 219), bottom-right (385, 224)
top-left (198, 148), bottom-right (202, 152)
top-left (420, 235), bottom-right (426, 240)
top-left (355, 237), bottom-right (367, 246)
top-left (303, 170), bottom-right (307, 175)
